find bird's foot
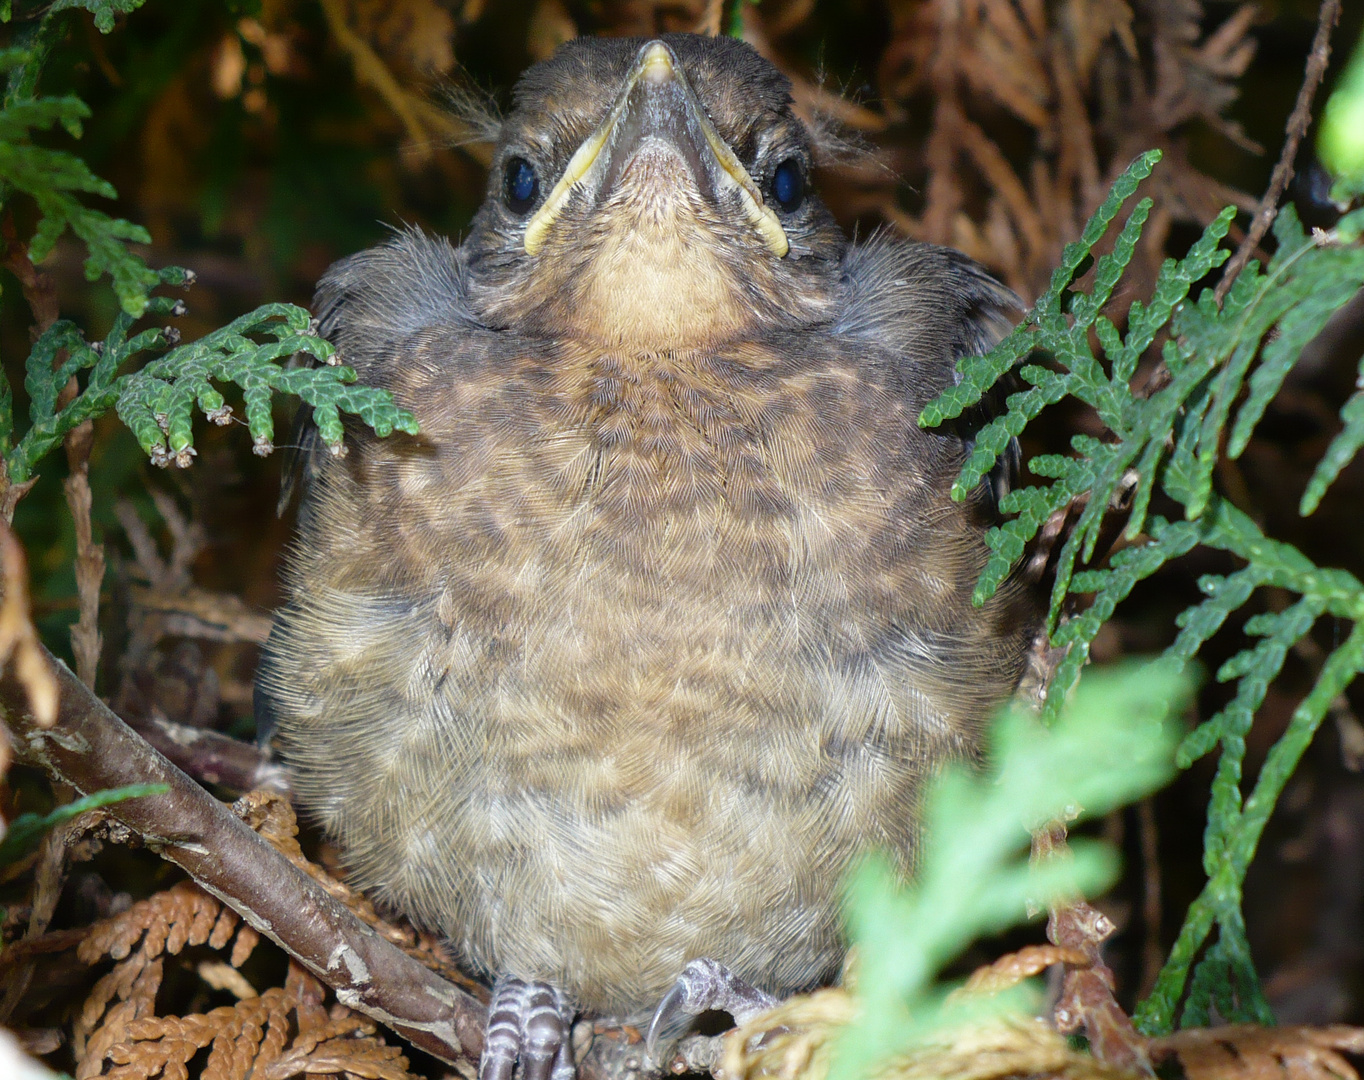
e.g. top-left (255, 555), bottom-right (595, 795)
top-left (479, 976), bottom-right (576, 1080)
top-left (645, 958), bottom-right (778, 1057)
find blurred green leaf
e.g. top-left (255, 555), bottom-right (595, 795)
top-left (48, 0), bottom-right (147, 34)
top-left (1319, 29), bottom-right (1364, 200)
top-left (831, 660), bottom-right (1186, 1080)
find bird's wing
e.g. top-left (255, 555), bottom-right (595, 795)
top-left (833, 233), bottom-right (1023, 513)
top-left (276, 227), bottom-right (482, 513)
top-left (258, 229), bottom-right (483, 745)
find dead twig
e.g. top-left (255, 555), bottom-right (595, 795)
top-left (696, 0), bottom-right (723, 36)
top-left (1034, 822), bottom-right (1153, 1075)
top-left (127, 713), bottom-right (289, 794)
top-left (1213, 0), bottom-right (1342, 305)
top-left (0, 645), bottom-right (487, 1069)
top-left (0, 210), bottom-right (58, 330)
top-left (62, 448), bottom-right (105, 688)
top-left (318, 0), bottom-right (487, 165)
top-left (954, 944), bottom-right (1092, 998)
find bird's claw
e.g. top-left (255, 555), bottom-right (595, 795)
top-left (479, 976), bottom-right (575, 1080)
top-left (645, 958), bottom-right (778, 1058)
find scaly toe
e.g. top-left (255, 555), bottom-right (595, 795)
top-left (645, 958), bottom-right (778, 1057)
top-left (479, 976), bottom-right (575, 1080)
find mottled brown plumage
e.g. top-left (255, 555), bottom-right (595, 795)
top-left (256, 28), bottom-right (1031, 1054)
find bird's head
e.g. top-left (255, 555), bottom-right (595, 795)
top-left (466, 34), bottom-right (847, 350)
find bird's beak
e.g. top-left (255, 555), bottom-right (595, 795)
top-left (523, 40), bottom-right (789, 258)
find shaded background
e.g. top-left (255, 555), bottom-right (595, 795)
top-left (3, 0), bottom-right (1364, 1048)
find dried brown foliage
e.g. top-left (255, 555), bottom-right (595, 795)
top-left (221, 0), bottom-right (1264, 306)
top-left (722, 951), bottom-right (1364, 1080)
top-left (1149, 1025), bottom-right (1364, 1080)
top-left (316, 0), bottom-right (469, 165)
top-left (345, 0), bottom-right (457, 77)
top-left (117, 0), bottom-right (1269, 316)
top-left (12, 798), bottom-right (435, 1080)
top-left (954, 944), bottom-right (1092, 996)
top-left (0, 786), bottom-right (483, 1077)
top-left (80, 947), bottom-right (412, 1080)
top-left (73, 880), bottom-right (262, 1066)
top-left (112, 493), bottom-right (271, 732)
top-left (722, 997), bottom-right (1137, 1080)
top-left (862, 0), bottom-right (1259, 300)
top-left (0, 804), bottom-right (142, 1029)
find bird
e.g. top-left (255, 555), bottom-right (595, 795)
top-left (255, 31), bottom-right (1034, 1080)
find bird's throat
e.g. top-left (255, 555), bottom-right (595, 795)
top-left (565, 157), bottom-right (756, 351)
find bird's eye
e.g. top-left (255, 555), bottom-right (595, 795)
top-left (504, 157), bottom-right (539, 214)
top-left (770, 159), bottom-right (805, 214)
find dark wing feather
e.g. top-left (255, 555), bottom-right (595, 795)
top-left (834, 232), bottom-right (1022, 514)
top-left (274, 227), bottom-right (483, 515)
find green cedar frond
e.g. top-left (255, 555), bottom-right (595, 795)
top-left (0, 39), bottom-right (159, 315)
top-left (1302, 354), bottom-right (1364, 515)
top-left (0, 25), bottom-right (416, 483)
top-left (0, 782), bottom-right (167, 866)
top-left (6, 267), bottom-right (419, 484)
top-left (921, 153), bottom-right (1364, 1035)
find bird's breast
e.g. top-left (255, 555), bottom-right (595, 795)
top-left (334, 334), bottom-right (980, 782)
top-left (381, 337), bottom-right (911, 586)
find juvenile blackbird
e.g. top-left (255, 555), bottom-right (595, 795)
top-left (256, 31), bottom-right (1033, 1080)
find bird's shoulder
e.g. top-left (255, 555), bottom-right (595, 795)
top-left (313, 227), bottom-right (1016, 391)
top-left (302, 229), bottom-right (1023, 507)
top-left (313, 226), bottom-right (488, 382)
top-left (832, 233), bottom-right (1022, 506)
top-left (832, 232), bottom-right (1019, 371)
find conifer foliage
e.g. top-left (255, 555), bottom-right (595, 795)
top-left (924, 151), bottom-right (1364, 1033)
